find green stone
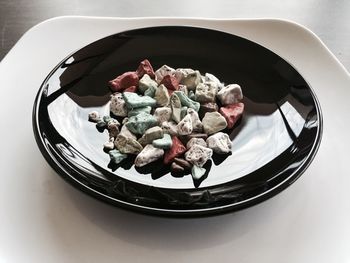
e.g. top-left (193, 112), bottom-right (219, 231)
top-left (122, 92), bottom-right (156, 109)
top-left (173, 91), bottom-right (200, 112)
top-left (103, 115), bottom-right (112, 123)
top-left (96, 120), bottom-right (107, 128)
top-left (144, 85), bottom-right (156, 97)
top-left (125, 112), bottom-right (158, 135)
top-left (180, 106), bottom-right (188, 120)
top-left (152, 134), bottom-right (172, 149)
top-left (109, 149), bottom-right (128, 164)
top-left (128, 106), bottom-right (152, 117)
top-left (191, 165), bottom-right (206, 180)
top-left (188, 90), bottom-right (196, 100)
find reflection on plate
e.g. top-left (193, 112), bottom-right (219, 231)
top-left (33, 26), bottom-right (322, 217)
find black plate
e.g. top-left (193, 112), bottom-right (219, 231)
top-left (32, 26), bottom-right (322, 217)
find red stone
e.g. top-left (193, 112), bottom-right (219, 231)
top-left (160, 75), bottom-right (179, 91)
top-left (219, 102), bottom-right (244, 129)
top-left (124, 85), bottom-right (137, 93)
top-left (108, 72), bottom-right (139, 92)
top-left (164, 136), bottom-right (186, 164)
top-left (136, 59), bottom-right (155, 79)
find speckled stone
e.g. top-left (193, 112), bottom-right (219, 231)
top-left (164, 136), bottom-right (187, 164)
top-left (136, 59), bottom-right (155, 79)
top-left (185, 133), bottom-right (208, 141)
top-left (155, 65), bottom-right (175, 84)
top-left (153, 107), bottom-right (172, 124)
top-left (155, 84), bottom-right (170, 107)
top-left (175, 69), bottom-right (201, 90)
top-left (135, 145), bottom-right (164, 167)
top-left (219, 102), bottom-right (244, 129)
top-left (138, 74), bottom-right (158, 94)
top-left (138, 126), bottom-right (164, 146)
top-left (217, 84), bottom-right (243, 105)
top-left (185, 144), bottom-right (213, 167)
top-left (206, 132), bottom-right (232, 154)
top-left (96, 120), bottom-right (107, 129)
top-left (114, 134), bottom-right (143, 154)
top-left (125, 112), bottom-right (158, 135)
top-left (161, 121), bottom-right (178, 136)
top-left (174, 91), bottom-right (200, 112)
top-left (170, 92), bottom-right (182, 123)
top-left (88, 111), bottom-right (100, 122)
top-left (128, 106), bottom-right (152, 117)
top-left (110, 93), bottom-right (128, 117)
top-left (187, 108), bottom-right (203, 132)
top-left (177, 114), bottom-right (193, 135)
top-left (180, 106), bottom-right (188, 120)
top-left (103, 137), bottom-right (115, 150)
top-left (204, 73), bottom-right (224, 90)
top-left (178, 84), bottom-right (188, 95)
top-left (107, 122), bottom-right (119, 138)
top-left (109, 71), bottom-right (139, 92)
top-left (152, 134), bottom-right (172, 149)
top-left (198, 102), bottom-right (218, 119)
top-left (186, 138), bottom-right (207, 149)
top-left (109, 149), bottom-right (128, 164)
top-left (144, 85), bottom-right (157, 98)
top-left (202, 112), bottom-right (227, 135)
top-left (191, 165), bottom-right (206, 180)
top-left (195, 82), bottom-right (218, 103)
top-left (123, 92), bottom-right (156, 109)
top-left (188, 90), bottom-right (196, 101)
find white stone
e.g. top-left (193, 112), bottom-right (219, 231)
top-left (88, 111), bottom-right (100, 122)
top-left (185, 144), bottom-right (213, 167)
top-left (103, 137), bottom-right (115, 150)
top-left (155, 65), bottom-right (175, 84)
top-left (204, 73), bottom-right (224, 90)
top-left (110, 92), bottom-right (128, 117)
top-left (186, 138), bottom-right (207, 149)
top-left (187, 108), bottom-right (203, 132)
top-left (138, 74), bottom-right (158, 94)
top-left (177, 114), bottom-right (193, 135)
top-left (153, 107), bottom-right (172, 124)
top-left (161, 121), bottom-right (178, 136)
top-left (175, 68), bottom-right (201, 90)
top-left (206, 132), bottom-right (232, 154)
top-left (217, 84), bottom-right (243, 105)
top-left (119, 124), bottom-right (136, 140)
top-left (135, 144), bottom-right (164, 167)
top-left (155, 84), bottom-right (170, 106)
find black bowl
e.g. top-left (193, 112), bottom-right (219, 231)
top-left (32, 26), bottom-right (322, 217)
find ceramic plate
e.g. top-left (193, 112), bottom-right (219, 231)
top-left (33, 26), bottom-right (322, 216)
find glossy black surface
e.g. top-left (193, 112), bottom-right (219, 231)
top-left (33, 26), bottom-right (322, 217)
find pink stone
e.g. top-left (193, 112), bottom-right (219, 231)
top-left (160, 75), bottom-right (179, 91)
top-left (136, 59), bottom-right (155, 79)
top-left (124, 85), bottom-right (137, 93)
top-left (108, 72), bottom-right (139, 92)
top-left (163, 136), bottom-right (186, 164)
top-left (219, 102), bottom-right (244, 129)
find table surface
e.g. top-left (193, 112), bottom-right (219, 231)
top-left (0, 0), bottom-right (349, 70)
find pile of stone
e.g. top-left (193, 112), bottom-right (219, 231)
top-left (88, 60), bottom-right (244, 182)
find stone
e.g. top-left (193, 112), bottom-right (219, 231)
top-left (128, 106), bottom-right (152, 117)
top-left (114, 134), bottom-right (143, 154)
top-left (195, 82), bottom-right (218, 103)
top-left (175, 69), bottom-right (201, 90)
top-left (206, 132), bottom-right (232, 154)
top-left (144, 85), bottom-right (157, 98)
top-left (217, 84), bottom-right (243, 105)
top-left (185, 133), bottom-right (208, 141)
top-left (122, 117), bottom-right (129, 125)
top-left (123, 92), bottom-right (156, 109)
top-left (171, 162), bottom-right (184, 173)
top-left (188, 90), bottom-right (196, 100)
top-left (170, 92), bottom-right (182, 123)
top-left (160, 74), bottom-right (179, 91)
top-left (110, 93), bottom-right (128, 117)
top-left (186, 138), bottom-right (207, 149)
top-left (155, 65), bottom-right (176, 84)
top-left (119, 124), bottom-right (136, 140)
top-left (161, 121), bottom-right (178, 136)
top-left (138, 126), bottom-right (164, 146)
top-left (88, 111), bottom-right (100, 122)
top-left (204, 73), bottom-right (224, 90)
top-left (173, 91), bottom-right (200, 112)
top-left (138, 74), bottom-right (158, 94)
top-left (106, 117), bottom-right (120, 127)
top-left (125, 112), bottom-right (158, 135)
top-left (187, 108), bottom-right (203, 132)
top-left (164, 136), bottom-right (187, 164)
top-left (136, 59), bottom-right (155, 79)
top-left (202, 112), bottom-right (227, 135)
top-left (198, 102), bottom-right (218, 119)
top-left (185, 144), bottom-right (213, 167)
top-left (153, 107), bottom-right (172, 124)
top-left (96, 120), bottom-right (107, 129)
top-left (124, 85), bottom-right (137, 93)
top-left (104, 137), bottom-right (115, 150)
top-left (178, 84), bottom-right (188, 95)
top-left (174, 157), bottom-right (192, 170)
top-left (109, 149), bottom-right (128, 164)
top-left (109, 71), bottom-right (139, 92)
top-left (152, 134), bottom-right (172, 149)
top-left (219, 102), bottom-right (244, 129)
top-left (135, 144), bottom-right (164, 167)
top-left (107, 122), bottom-right (120, 138)
top-left (155, 84), bottom-right (170, 107)
top-left (177, 114), bottom-right (193, 135)
top-left (180, 106), bottom-right (188, 120)
top-left (191, 165), bottom-right (206, 180)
